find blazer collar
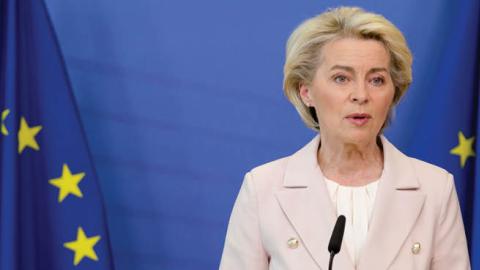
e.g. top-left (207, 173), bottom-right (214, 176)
top-left (276, 135), bottom-right (425, 270)
top-left (358, 136), bottom-right (425, 270)
top-left (277, 135), bottom-right (352, 269)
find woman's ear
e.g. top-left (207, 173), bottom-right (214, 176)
top-left (299, 84), bottom-right (312, 107)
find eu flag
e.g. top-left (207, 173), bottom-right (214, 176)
top-left (387, 0), bottom-right (479, 266)
top-left (0, 0), bottom-right (115, 269)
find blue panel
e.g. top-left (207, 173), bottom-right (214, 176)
top-left (42, 0), bottom-right (479, 269)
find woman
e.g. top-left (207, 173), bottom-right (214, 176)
top-left (219, 7), bottom-right (470, 270)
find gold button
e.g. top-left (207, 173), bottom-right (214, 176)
top-left (412, 242), bottom-right (421, 254)
top-left (287, 237), bottom-right (299, 249)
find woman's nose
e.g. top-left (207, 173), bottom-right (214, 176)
top-left (350, 83), bottom-right (369, 104)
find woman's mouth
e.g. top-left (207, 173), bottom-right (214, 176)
top-left (345, 113), bottom-right (372, 126)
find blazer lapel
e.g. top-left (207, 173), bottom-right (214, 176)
top-left (275, 136), bottom-right (355, 270)
top-left (358, 137), bottom-right (425, 270)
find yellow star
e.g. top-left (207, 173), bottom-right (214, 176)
top-left (49, 164), bottom-right (85, 203)
top-left (64, 227), bottom-right (101, 266)
top-left (17, 117), bottom-right (42, 154)
top-left (1, 109), bottom-right (10, 136)
top-left (450, 131), bottom-right (476, 168)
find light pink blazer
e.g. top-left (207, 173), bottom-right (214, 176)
top-left (219, 136), bottom-right (470, 270)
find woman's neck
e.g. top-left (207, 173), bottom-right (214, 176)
top-left (317, 135), bottom-right (384, 186)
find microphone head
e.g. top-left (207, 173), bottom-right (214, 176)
top-left (328, 215), bottom-right (346, 254)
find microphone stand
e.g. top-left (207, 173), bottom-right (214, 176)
top-left (328, 251), bottom-right (335, 270)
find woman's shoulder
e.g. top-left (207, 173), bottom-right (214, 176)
top-left (390, 150), bottom-right (456, 205)
top-left (408, 157), bottom-right (450, 178)
top-left (246, 136), bottom-right (320, 191)
top-left (246, 155), bottom-right (291, 190)
top-left (382, 136), bottom-right (453, 189)
top-left (407, 156), bottom-right (454, 193)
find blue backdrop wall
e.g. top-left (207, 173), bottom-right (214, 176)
top-left (42, 0), bottom-right (479, 269)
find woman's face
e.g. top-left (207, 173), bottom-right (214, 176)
top-left (300, 37), bottom-right (395, 145)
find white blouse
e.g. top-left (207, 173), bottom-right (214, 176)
top-left (324, 177), bottom-right (380, 266)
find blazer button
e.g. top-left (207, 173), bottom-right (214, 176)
top-left (287, 237), bottom-right (299, 249)
top-left (412, 242), bottom-right (421, 254)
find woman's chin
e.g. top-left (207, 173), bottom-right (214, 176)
top-left (340, 131), bottom-right (377, 145)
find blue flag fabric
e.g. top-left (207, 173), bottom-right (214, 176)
top-left (0, 0), bottom-right (115, 269)
top-left (387, 0), bottom-right (479, 266)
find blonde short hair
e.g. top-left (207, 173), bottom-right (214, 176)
top-left (283, 7), bottom-right (413, 131)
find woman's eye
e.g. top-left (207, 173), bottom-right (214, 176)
top-left (371, 77), bottom-right (385, 86)
top-left (334, 75), bottom-right (348, 84)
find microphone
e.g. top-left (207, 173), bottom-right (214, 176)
top-left (328, 215), bottom-right (346, 270)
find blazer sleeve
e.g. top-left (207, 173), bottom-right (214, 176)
top-left (431, 173), bottom-right (471, 270)
top-left (219, 172), bottom-right (269, 270)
